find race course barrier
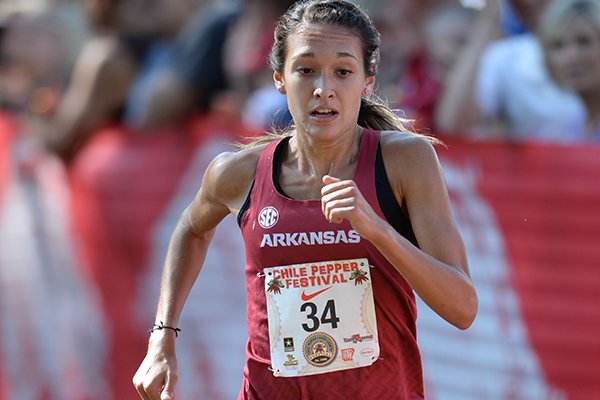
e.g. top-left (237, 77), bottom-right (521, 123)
top-left (0, 117), bottom-right (598, 399)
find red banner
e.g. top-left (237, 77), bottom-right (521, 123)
top-left (420, 138), bottom-right (600, 400)
top-left (0, 126), bottom-right (598, 399)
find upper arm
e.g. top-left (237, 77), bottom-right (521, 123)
top-left (52, 40), bottom-right (136, 140)
top-left (476, 43), bottom-right (506, 120)
top-left (185, 147), bottom-right (260, 236)
top-left (383, 134), bottom-right (469, 275)
top-left (80, 41), bottom-right (134, 114)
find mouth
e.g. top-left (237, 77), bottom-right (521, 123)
top-left (310, 108), bottom-right (339, 120)
top-left (561, 66), bottom-right (589, 82)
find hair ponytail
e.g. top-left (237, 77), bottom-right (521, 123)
top-left (358, 95), bottom-right (442, 144)
top-left (358, 96), bottom-right (409, 132)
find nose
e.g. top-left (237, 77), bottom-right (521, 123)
top-left (313, 75), bottom-right (335, 98)
top-left (557, 42), bottom-right (582, 65)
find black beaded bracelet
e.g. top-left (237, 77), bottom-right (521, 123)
top-left (148, 321), bottom-right (181, 337)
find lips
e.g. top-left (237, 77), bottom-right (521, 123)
top-left (310, 107), bottom-right (339, 121)
top-left (560, 66), bottom-right (591, 88)
top-left (311, 108), bottom-right (337, 115)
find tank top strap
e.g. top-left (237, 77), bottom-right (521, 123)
top-left (252, 138), bottom-right (284, 200)
top-left (355, 128), bottom-right (380, 174)
top-left (354, 129), bottom-right (383, 217)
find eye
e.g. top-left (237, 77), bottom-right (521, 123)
top-left (575, 34), bottom-right (592, 47)
top-left (337, 69), bottom-right (352, 77)
top-left (296, 67), bottom-right (314, 75)
top-left (549, 38), bottom-right (564, 51)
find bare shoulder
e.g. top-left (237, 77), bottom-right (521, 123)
top-left (201, 144), bottom-right (267, 213)
top-left (376, 130), bottom-right (446, 205)
top-left (379, 130), bottom-right (441, 173)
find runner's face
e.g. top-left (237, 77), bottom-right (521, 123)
top-left (547, 15), bottom-right (600, 94)
top-left (274, 23), bottom-right (374, 142)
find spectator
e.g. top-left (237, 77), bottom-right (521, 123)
top-left (19, 2), bottom-right (199, 397)
top-left (40, 0), bottom-right (197, 160)
top-left (367, 0), bottom-right (426, 105)
top-left (435, 0), bottom-right (587, 142)
top-left (0, 3), bottom-right (87, 117)
top-left (538, 0), bottom-right (600, 142)
top-left (137, 0), bottom-right (296, 131)
top-left (222, 0), bottom-right (297, 130)
top-left (122, 0), bottom-right (200, 127)
top-left (368, 0), bottom-right (454, 106)
top-left (399, 3), bottom-right (476, 133)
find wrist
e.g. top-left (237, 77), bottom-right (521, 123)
top-left (148, 329), bottom-right (177, 352)
top-left (360, 214), bottom-right (389, 243)
top-left (147, 321), bottom-right (181, 351)
top-left (149, 321), bottom-right (181, 337)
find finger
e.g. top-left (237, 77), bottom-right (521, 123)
top-left (323, 198), bottom-right (355, 222)
top-left (322, 186), bottom-right (355, 210)
top-left (161, 388), bottom-right (175, 400)
top-left (142, 374), bottom-right (164, 400)
top-left (321, 177), bottom-right (354, 198)
top-left (133, 364), bottom-right (152, 400)
top-left (328, 206), bottom-right (355, 224)
top-left (322, 186), bottom-right (355, 218)
top-left (321, 175), bottom-right (338, 203)
top-left (160, 372), bottom-right (178, 400)
top-left (322, 174), bottom-right (340, 185)
top-left (138, 388), bottom-right (152, 400)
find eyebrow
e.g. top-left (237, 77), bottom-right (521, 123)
top-left (292, 51), bottom-right (359, 61)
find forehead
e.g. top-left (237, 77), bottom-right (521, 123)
top-left (286, 23), bottom-right (363, 60)
top-left (553, 14), bottom-right (600, 36)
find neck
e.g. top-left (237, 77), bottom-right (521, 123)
top-left (288, 126), bottom-right (363, 180)
top-left (580, 90), bottom-right (600, 134)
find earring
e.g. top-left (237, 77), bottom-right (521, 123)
top-left (277, 84), bottom-right (286, 94)
top-left (362, 88), bottom-right (371, 97)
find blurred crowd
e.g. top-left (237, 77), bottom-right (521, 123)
top-left (0, 0), bottom-right (599, 151)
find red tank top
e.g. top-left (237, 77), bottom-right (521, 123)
top-left (238, 129), bottom-right (424, 399)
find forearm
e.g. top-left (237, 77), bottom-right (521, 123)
top-left (135, 218), bottom-right (207, 400)
top-left (367, 218), bottom-right (477, 329)
top-left (135, 157), bottom-right (240, 399)
top-left (154, 216), bottom-right (216, 329)
top-left (434, 4), bottom-right (502, 134)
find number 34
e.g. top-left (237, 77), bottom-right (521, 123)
top-left (301, 300), bottom-right (340, 332)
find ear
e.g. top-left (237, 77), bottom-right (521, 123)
top-left (363, 76), bottom-right (375, 97)
top-left (273, 71), bottom-right (286, 94)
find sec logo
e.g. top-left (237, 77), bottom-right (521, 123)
top-left (258, 206), bottom-right (279, 229)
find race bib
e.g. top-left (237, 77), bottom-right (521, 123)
top-left (263, 258), bottom-right (379, 377)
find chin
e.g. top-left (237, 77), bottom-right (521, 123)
top-left (304, 125), bottom-right (345, 140)
top-left (565, 80), bottom-right (593, 94)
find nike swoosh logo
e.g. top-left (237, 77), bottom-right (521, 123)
top-left (301, 286), bottom-right (333, 301)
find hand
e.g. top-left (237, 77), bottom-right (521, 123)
top-left (321, 175), bottom-right (381, 239)
top-left (133, 334), bottom-right (178, 400)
